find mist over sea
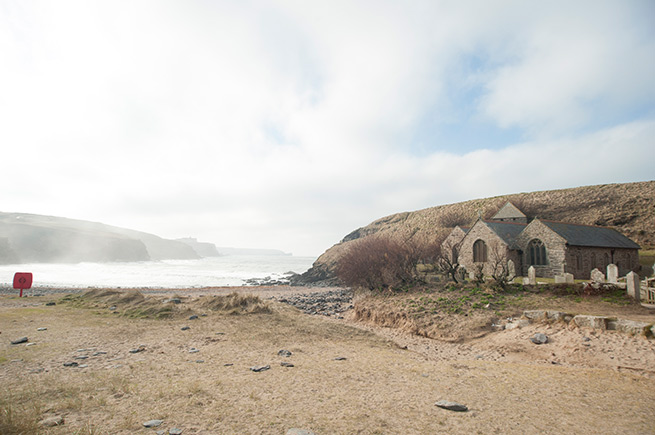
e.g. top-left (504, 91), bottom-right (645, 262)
top-left (0, 255), bottom-right (315, 289)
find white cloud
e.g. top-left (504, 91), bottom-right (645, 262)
top-left (0, 1), bottom-right (653, 257)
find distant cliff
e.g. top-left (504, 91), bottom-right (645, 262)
top-left (296, 181), bottom-right (655, 285)
top-left (0, 213), bottom-right (199, 264)
top-left (177, 237), bottom-right (221, 257)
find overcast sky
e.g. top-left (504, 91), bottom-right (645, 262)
top-left (1, 1), bottom-right (654, 257)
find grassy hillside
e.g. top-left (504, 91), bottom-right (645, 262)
top-left (301, 181), bottom-right (655, 283)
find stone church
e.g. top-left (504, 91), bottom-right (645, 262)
top-left (442, 202), bottom-right (640, 279)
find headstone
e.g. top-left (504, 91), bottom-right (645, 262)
top-left (554, 275), bottom-right (566, 284)
top-left (507, 260), bottom-right (516, 279)
top-left (607, 264), bottom-right (618, 283)
top-left (626, 271), bottom-right (640, 302)
top-left (590, 268), bottom-right (605, 283)
top-left (528, 266), bottom-right (536, 285)
top-left (522, 277), bottom-right (530, 285)
top-left (564, 273), bottom-right (574, 284)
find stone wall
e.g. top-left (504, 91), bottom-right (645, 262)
top-left (514, 219), bottom-right (567, 278)
top-left (458, 221), bottom-right (515, 276)
top-left (565, 246), bottom-right (639, 279)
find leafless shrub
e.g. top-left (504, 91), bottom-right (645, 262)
top-left (434, 237), bottom-right (462, 283)
top-left (336, 235), bottom-right (433, 291)
top-left (488, 242), bottom-right (514, 290)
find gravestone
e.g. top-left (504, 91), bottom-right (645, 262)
top-left (554, 275), bottom-right (566, 284)
top-left (522, 277), bottom-right (530, 285)
top-left (528, 266), bottom-right (536, 285)
top-left (607, 264), bottom-right (618, 284)
top-left (564, 273), bottom-right (574, 284)
top-left (469, 271), bottom-right (476, 281)
top-left (626, 271), bottom-right (640, 302)
top-left (507, 260), bottom-right (516, 280)
top-left (590, 268), bottom-right (605, 283)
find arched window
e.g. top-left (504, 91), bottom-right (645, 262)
top-left (528, 239), bottom-right (547, 266)
top-left (473, 240), bottom-right (487, 262)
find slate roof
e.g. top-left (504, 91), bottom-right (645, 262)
top-left (541, 220), bottom-right (640, 249)
top-left (492, 202), bottom-right (526, 220)
top-left (484, 221), bottom-right (527, 245)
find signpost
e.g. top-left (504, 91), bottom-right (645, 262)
top-left (13, 272), bottom-right (33, 297)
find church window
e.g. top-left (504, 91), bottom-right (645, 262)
top-left (473, 240), bottom-right (487, 262)
top-left (527, 239), bottom-right (547, 266)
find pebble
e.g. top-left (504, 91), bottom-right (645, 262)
top-left (224, 363), bottom-right (234, 366)
top-left (129, 346), bottom-right (146, 353)
top-left (37, 327), bottom-right (47, 331)
top-left (45, 302), bottom-right (56, 306)
top-left (79, 364), bottom-right (88, 368)
top-left (189, 315), bottom-right (199, 320)
top-left (169, 428), bottom-right (183, 435)
top-left (189, 348), bottom-right (199, 353)
top-left (143, 419), bottom-right (164, 428)
top-left (274, 289), bottom-right (353, 317)
top-left (333, 357), bottom-right (347, 361)
top-left (250, 365), bottom-right (271, 372)
top-left (63, 362), bottom-right (79, 367)
top-left (164, 298), bottom-right (181, 304)
top-left (195, 360), bottom-right (204, 363)
top-left (435, 400), bottom-right (468, 412)
top-left (39, 416), bottom-right (64, 427)
top-left (92, 351), bottom-right (108, 356)
top-left (278, 349), bottom-right (292, 357)
top-left (26, 343), bottom-right (36, 347)
top-left (280, 362), bottom-right (295, 367)
top-left (530, 333), bottom-right (549, 345)
top-left (11, 337), bottom-right (29, 345)
top-left (181, 326), bottom-right (190, 331)
top-left (109, 306), bottom-right (117, 311)
top-left (75, 356), bottom-right (89, 360)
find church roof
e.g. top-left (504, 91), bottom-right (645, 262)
top-left (540, 220), bottom-right (640, 249)
top-left (484, 221), bottom-right (527, 245)
top-left (491, 202), bottom-right (526, 220)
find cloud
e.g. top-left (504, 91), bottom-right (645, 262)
top-left (0, 1), bottom-right (653, 257)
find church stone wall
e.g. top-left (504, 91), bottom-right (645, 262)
top-left (514, 219), bottom-right (567, 278)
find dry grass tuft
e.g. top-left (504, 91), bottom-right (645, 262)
top-left (0, 399), bottom-right (39, 435)
top-left (62, 289), bottom-right (177, 319)
top-left (199, 292), bottom-right (271, 315)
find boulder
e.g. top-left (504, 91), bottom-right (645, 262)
top-left (572, 315), bottom-right (608, 330)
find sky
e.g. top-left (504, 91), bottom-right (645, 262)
top-left (1, 0), bottom-right (654, 257)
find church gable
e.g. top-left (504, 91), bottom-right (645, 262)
top-left (491, 202), bottom-right (527, 223)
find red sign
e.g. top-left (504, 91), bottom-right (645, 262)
top-left (13, 272), bottom-right (33, 297)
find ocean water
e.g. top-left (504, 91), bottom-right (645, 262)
top-left (0, 255), bottom-right (315, 289)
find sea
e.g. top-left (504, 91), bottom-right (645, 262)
top-left (0, 255), bottom-right (315, 289)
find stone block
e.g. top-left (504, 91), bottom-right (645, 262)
top-left (572, 315), bottom-right (608, 330)
top-left (554, 275), bottom-right (566, 284)
top-left (564, 273), bottom-right (574, 284)
top-left (606, 319), bottom-right (649, 336)
top-left (546, 311), bottom-right (571, 322)
top-left (523, 310), bottom-right (547, 321)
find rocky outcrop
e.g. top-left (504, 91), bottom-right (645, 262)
top-left (301, 181), bottom-right (655, 284)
